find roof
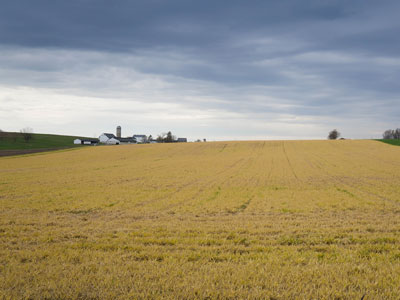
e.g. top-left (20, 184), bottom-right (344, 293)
top-left (82, 139), bottom-right (99, 142)
top-left (102, 133), bottom-right (116, 139)
top-left (133, 134), bottom-right (147, 138)
top-left (118, 137), bottom-right (136, 142)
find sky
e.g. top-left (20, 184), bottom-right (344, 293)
top-left (0, 0), bottom-right (399, 141)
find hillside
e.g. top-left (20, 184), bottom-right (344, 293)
top-left (1, 140), bottom-right (400, 299)
top-left (0, 132), bottom-right (95, 150)
top-left (378, 139), bottom-right (400, 146)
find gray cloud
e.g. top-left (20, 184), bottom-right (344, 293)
top-left (0, 1), bottom-right (399, 139)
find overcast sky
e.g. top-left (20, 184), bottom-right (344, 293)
top-left (0, 1), bottom-right (399, 140)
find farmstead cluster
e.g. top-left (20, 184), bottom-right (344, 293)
top-left (73, 126), bottom-right (187, 145)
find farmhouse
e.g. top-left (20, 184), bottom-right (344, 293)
top-left (133, 134), bottom-right (147, 143)
top-left (99, 132), bottom-right (136, 145)
top-left (99, 133), bottom-right (117, 143)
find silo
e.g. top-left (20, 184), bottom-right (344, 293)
top-left (116, 126), bottom-right (121, 138)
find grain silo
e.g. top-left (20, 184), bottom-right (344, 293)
top-left (116, 126), bottom-right (121, 138)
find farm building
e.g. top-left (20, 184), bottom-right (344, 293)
top-left (83, 139), bottom-right (99, 145)
top-left (177, 138), bottom-right (187, 143)
top-left (133, 135), bottom-right (147, 143)
top-left (73, 139), bottom-right (98, 145)
top-left (99, 133), bottom-right (116, 143)
top-left (118, 137), bottom-right (136, 144)
top-left (106, 137), bottom-right (121, 145)
top-left (99, 133), bottom-right (136, 145)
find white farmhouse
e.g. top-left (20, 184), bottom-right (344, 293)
top-left (99, 133), bottom-right (116, 143)
top-left (133, 134), bottom-right (147, 143)
top-left (74, 139), bottom-right (82, 144)
top-left (99, 133), bottom-right (136, 144)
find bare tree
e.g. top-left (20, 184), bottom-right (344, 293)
top-left (395, 128), bottom-right (400, 139)
top-left (328, 129), bottom-right (340, 140)
top-left (383, 129), bottom-right (394, 139)
top-left (156, 132), bottom-right (167, 143)
top-left (20, 127), bottom-right (33, 142)
top-left (383, 128), bottom-right (400, 139)
top-left (156, 131), bottom-right (176, 143)
top-left (165, 131), bottom-right (175, 143)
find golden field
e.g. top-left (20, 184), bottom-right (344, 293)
top-left (1, 140), bottom-right (400, 299)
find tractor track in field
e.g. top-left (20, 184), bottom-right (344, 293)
top-left (282, 141), bottom-right (299, 180)
top-left (219, 143), bottom-right (228, 152)
top-left (158, 142), bottom-right (265, 213)
top-left (327, 141), bottom-right (400, 171)
top-left (134, 153), bottom-right (248, 209)
top-left (159, 156), bottom-right (253, 212)
top-left (309, 151), bottom-right (400, 208)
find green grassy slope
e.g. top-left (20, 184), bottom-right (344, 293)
top-left (0, 132), bottom-right (96, 150)
top-left (376, 139), bottom-right (400, 146)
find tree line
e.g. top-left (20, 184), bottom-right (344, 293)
top-left (328, 128), bottom-right (400, 140)
top-left (382, 128), bottom-right (400, 139)
top-left (156, 131), bottom-right (176, 143)
top-left (0, 127), bottom-right (33, 142)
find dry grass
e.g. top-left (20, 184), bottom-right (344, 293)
top-left (1, 140), bottom-right (400, 299)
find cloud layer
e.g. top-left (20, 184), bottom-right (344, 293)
top-left (1, 1), bottom-right (399, 140)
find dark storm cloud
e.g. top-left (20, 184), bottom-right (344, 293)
top-left (0, 0), bottom-right (383, 54)
top-left (0, 1), bottom-right (337, 46)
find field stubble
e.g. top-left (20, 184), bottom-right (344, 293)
top-left (1, 140), bottom-right (400, 299)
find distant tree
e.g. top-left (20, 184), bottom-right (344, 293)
top-left (157, 132), bottom-right (166, 143)
top-left (148, 135), bottom-right (153, 142)
top-left (328, 129), bottom-right (340, 140)
top-left (20, 127), bottom-right (33, 142)
top-left (395, 128), bottom-right (400, 139)
top-left (203, 138), bottom-right (206, 142)
top-left (156, 131), bottom-right (177, 143)
top-left (165, 131), bottom-right (174, 143)
top-left (383, 129), bottom-right (394, 139)
top-left (383, 128), bottom-right (400, 139)
top-left (195, 139), bottom-right (201, 142)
